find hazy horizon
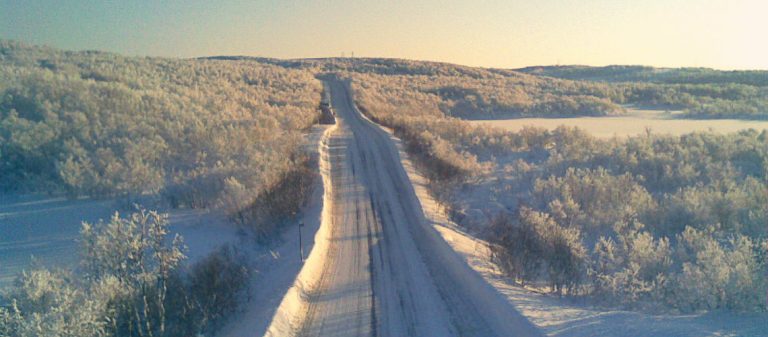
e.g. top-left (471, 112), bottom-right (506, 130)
top-left (10, 37), bottom-right (767, 73)
top-left (2, 0), bottom-right (767, 71)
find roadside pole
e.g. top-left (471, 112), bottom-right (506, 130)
top-left (299, 221), bottom-right (304, 262)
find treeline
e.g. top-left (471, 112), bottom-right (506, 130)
top-left (517, 65), bottom-right (768, 87)
top-left (0, 209), bottom-right (250, 337)
top-left (331, 60), bottom-right (768, 119)
top-left (235, 57), bottom-right (768, 119)
top-left (341, 69), bottom-right (624, 118)
top-left (614, 82), bottom-right (768, 118)
top-left (518, 65), bottom-right (768, 118)
top-left (346, 74), bottom-right (768, 312)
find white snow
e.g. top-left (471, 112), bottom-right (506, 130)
top-left (0, 194), bottom-right (238, 288)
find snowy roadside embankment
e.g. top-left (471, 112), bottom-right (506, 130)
top-left (262, 123), bottom-right (336, 337)
top-left (220, 123), bottom-right (337, 337)
top-left (352, 85), bottom-right (768, 337)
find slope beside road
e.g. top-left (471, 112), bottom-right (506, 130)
top-left (264, 79), bottom-right (543, 337)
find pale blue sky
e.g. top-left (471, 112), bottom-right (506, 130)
top-left (1, 0), bottom-right (766, 69)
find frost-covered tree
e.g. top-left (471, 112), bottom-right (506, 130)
top-left (80, 209), bottom-right (185, 336)
top-left (1, 208), bottom-right (254, 337)
top-left (1, 269), bottom-right (108, 337)
top-left (590, 221), bottom-right (673, 307)
top-left (187, 244), bottom-right (251, 334)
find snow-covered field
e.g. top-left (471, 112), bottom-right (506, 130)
top-left (469, 108), bottom-right (768, 138)
top-left (0, 194), bottom-right (239, 288)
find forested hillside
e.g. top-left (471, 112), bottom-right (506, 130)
top-left (215, 57), bottom-right (768, 119)
top-left (0, 40), bottom-right (321, 214)
top-left (517, 65), bottom-right (768, 117)
top-left (344, 68), bottom-right (768, 313)
top-left (0, 41), bottom-right (323, 337)
top-left (325, 59), bottom-right (767, 119)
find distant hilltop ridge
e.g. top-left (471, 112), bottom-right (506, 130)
top-left (3, 39), bottom-right (767, 120)
top-left (515, 65), bottom-right (768, 86)
top-left (4, 39), bottom-right (764, 85)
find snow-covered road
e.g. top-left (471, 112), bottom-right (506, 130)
top-left (291, 80), bottom-right (543, 337)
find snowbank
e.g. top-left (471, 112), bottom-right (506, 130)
top-left (246, 123), bottom-right (337, 337)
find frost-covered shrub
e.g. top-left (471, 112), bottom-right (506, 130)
top-left (400, 129), bottom-right (481, 184)
top-left (533, 168), bottom-right (655, 235)
top-left (186, 244), bottom-right (251, 334)
top-left (1, 209), bottom-right (254, 337)
top-left (488, 213), bottom-right (544, 285)
top-left (488, 208), bottom-right (586, 295)
top-left (231, 157), bottom-right (317, 239)
top-left (546, 225), bottom-right (587, 295)
top-left (591, 222), bottom-right (673, 307)
top-left (672, 227), bottom-right (766, 312)
top-left (79, 209), bottom-right (186, 337)
top-left (662, 177), bottom-right (768, 237)
top-left (1, 269), bottom-right (108, 337)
